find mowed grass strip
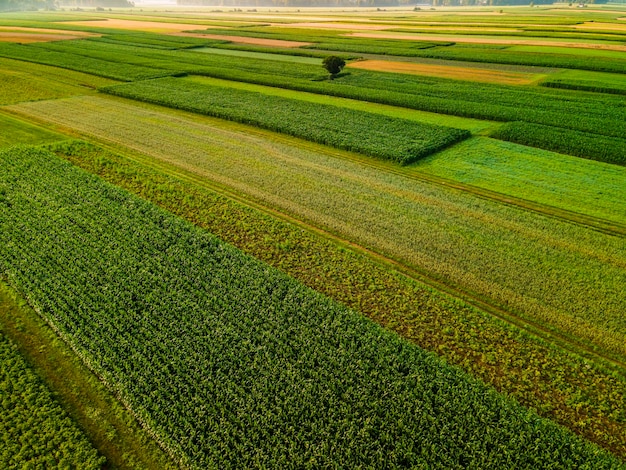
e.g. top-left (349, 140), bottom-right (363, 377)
top-left (0, 281), bottom-right (179, 470)
top-left (414, 137), bottom-right (626, 227)
top-left (0, 112), bottom-right (66, 147)
top-left (0, 312), bottom-right (105, 469)
top-left (51, 139), bottom-right (626, 458)
top-left (10, 95), bottom-right (626, 363)
top-left (101, 76), bottom-right (470, 165)
top-left (0, 145), bottom-right (622, 468)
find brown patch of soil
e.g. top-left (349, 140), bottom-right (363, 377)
top-left (276, 22), bottom-right (394, 31)
top-left (173, 32), bottom-right (312, 48)
top-left (0, 32), bottom-right (96, 43)
top-left (348, 32), bottom-right (626, 51)
top-left (0, 26), bottom-right (98, 43)
top-left (348, 59), bottom-right (544, 85)
top-left (573, 21), bottom-right (626, 32)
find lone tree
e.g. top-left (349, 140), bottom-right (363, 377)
top-left (322, 56), bottom-right (346, 79)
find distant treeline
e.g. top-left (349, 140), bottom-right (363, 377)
top-left (176, 0), bottom-right (608, 5)
top-left (0, 0), bottom-right (56, 10)
top-left (0, 0), bottom-right (133, 9)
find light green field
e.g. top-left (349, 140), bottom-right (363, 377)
top-left (9, 94), bottom-right (626, 363)
top-left (0, 112), bottom-right (65, 147)
top-left (186, 75), bottom-right (497, 133)
top-left (414, 137), bottom-right (626, 226)
top-left (0, 57), bottom-right (116, 105)
top-left (539, 68), bottom-right (626, 94)
top-left (192, 47), bottom-right (324, 64)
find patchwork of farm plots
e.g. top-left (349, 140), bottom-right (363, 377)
top-left (0, 146), bottom-right (621, 468)
top-left (10, 94), bottom-right (626, 361)
top-left (1, 6), bottom-right (625, 467)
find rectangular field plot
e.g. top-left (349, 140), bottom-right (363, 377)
top-left (414, 137), bottom-right (626, 226)
top-left (10, 94), bottom-right (626, 363)
top-left (0, 57), bottom-right (116, 105)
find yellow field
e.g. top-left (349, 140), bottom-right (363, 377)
top-left (348, 60), bottom-right (545, 85)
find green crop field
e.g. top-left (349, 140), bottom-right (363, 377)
top-left (414, 137), bottom-right (626, 227)
top-left (0, 145), bottom-right (621, 468)
top-left (49, 138), bottom-right (626, 458)
top-left (1, 6), bottom-right (625, 468)
top-left (10, 94), bottom-right (626, 362)
top-left (0, 57), bottom-right (116, 105)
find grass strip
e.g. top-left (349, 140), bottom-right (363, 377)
top-left (0, 301), bottom-right (104, 469)
top-left (0, 144), bottom-right (622, 468)
top-left (0, 56), bottom-right (116, 106)
top-left (101, 76), bottom-right (470, 165)
top-left (0, 281), bottom-right (179, 470)
top-left (0, 112), bottom-right (66, 148)
top-left (48, 139), bottom-right (626, 460)
top-left (413, 137), bottom-right (626, 227)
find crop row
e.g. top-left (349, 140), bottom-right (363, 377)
top-left (0, 329), bottom-right (104, 469)
top-left (95, 32), bottom-right (222, 50)
top-left (0, 145), bottom-right (621, 468)
top-left (491, 122), bottom-right (626, 165)
top-left (540, 77), bottom-right (626, 96)
top-left (0, 42), bottom-right (172, 81)
top-left (52, 139), bottom-right (626, 457)
top-left (102, 77), bottom-right (469, 164)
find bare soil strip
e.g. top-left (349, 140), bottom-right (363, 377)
top-left (348, 59), bottom-right (543, 85)
top-left (349, 32), bottom-right (626, 51)
top-left (0, 32), bottom-right (94, 43)
top-left (0, 26), bottom-right (98, 43)
top-left (173, 32), bottom-right (312, 48)
top-left (275, 22), bottom-right (393, 30)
